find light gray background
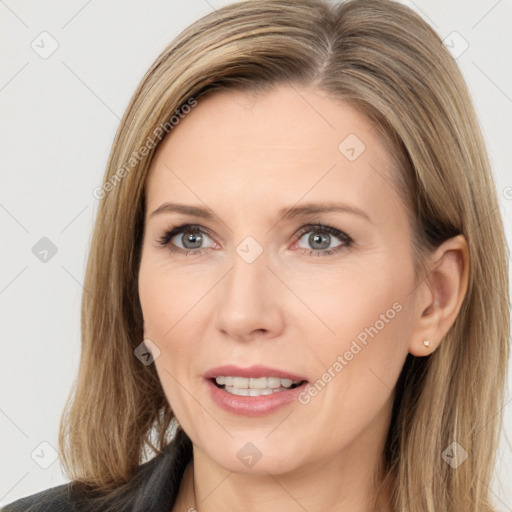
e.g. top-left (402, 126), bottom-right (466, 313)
top-left (1, 0), bottom-right (511, 508)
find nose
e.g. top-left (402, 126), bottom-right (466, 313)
top-left (213, 241), bottom-right (285, 343)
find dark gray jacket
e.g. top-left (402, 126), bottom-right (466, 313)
top-left (1, 430), bottom-right (192, 512)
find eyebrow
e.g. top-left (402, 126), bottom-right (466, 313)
top-left (150, 201), bottom-right (372, 224)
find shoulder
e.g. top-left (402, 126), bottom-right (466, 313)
top-left (1, 483), bottom-right (72, 512)
top-left (2, 431), bottom-right (192, 512)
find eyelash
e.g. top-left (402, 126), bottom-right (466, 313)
top-left (156, 223), bottom-right (354, 258)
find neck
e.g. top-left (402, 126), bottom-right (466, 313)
top-left (172, 406), bottom-right (395, 512)
top-left (191, 457), bottom-right (392, 512)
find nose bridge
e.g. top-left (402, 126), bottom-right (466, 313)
top-left (226, 236), bottom-right (273, 307)
top-left (214, 234), bottom-right (283, 339)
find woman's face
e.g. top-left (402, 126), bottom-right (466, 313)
top-left (138, 85), bottom-right (420, 475)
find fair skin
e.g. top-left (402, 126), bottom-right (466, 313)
top-left (138, 85), bottom-right (468, 512)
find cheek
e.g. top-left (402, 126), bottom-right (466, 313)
top-left (138, 257), bottom-right (207, 422)
top-left (292, 261), bottom-right (415, 440)
top-left (287, 255), bottom-right (413, 350)
top-left (138, 252), bottom-right (209, 340)
top-left (137, 256), bottom-right (207, 396)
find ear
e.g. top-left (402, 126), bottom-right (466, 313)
top-left (409, 234), bottom-right (469, 356)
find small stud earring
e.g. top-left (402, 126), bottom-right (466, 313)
top-left (433, 300), bottom-right (439, 309)
top-left (423, 339), bottom-right (431, 348)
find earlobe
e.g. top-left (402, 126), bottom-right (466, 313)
top-left (409, 234), bottom-right (469, 356)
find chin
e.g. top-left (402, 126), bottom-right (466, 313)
top-left (200, 435), bottom-right (310, 476)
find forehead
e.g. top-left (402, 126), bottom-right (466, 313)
top-left (144, 85), bottom-right (402, 225)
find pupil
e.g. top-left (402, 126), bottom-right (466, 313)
top-left (310, 232), bottom-right (329, 250)
top-left (183, 231), bottom-right (202, 249)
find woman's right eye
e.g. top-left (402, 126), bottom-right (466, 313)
top-left (157, 224), bottom-right (215, 256)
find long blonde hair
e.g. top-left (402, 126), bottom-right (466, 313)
top-left (58, 1), bottom-right (510, 510)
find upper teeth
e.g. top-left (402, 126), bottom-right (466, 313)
top-left (215, 376), bottom-right (301, 389)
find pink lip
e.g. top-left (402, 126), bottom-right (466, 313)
top-left (205, 378), bottom-right (308, 417)
top-left (203, 365), bottom-right (309, 417)
top-left (203, 364), bottom-right (307, 381)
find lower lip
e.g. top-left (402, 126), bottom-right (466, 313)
top-left (205, 379), bottom-right (308, 417)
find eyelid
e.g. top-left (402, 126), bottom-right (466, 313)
top-left (294, 223), bottom-right (352, 241)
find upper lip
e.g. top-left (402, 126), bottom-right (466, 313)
top-left (204, 365), bottom-right (308, 382)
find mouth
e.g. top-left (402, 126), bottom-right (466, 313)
top-left (210, 376), bottom-right (308, 397)
top-left (203, 365), bottom-right (309, 415)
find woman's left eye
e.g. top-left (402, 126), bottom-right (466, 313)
top-left (156, 223), bottom-right (353, 257)
top-left (294, 224), bottom-right (353, 256)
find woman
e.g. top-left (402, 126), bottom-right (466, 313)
top-left (3, 0), bottom-right (509, 511)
